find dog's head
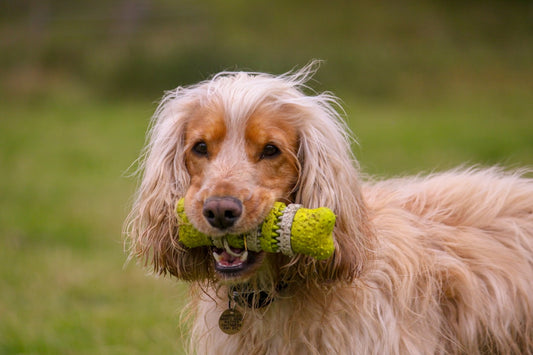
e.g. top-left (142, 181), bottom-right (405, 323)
top-left (126, 63), bottom-right (374, 289)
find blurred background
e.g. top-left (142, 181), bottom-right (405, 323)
top-left (1, 0), bottom-right (532, 353)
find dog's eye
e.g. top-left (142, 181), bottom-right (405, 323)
top-left (260, 144), bottom-right (281, 159)
top-left (192, 141), bottom-right (208, 157)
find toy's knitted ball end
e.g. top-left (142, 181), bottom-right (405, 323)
top-left (176, 198), bottom-right (212, 248)
top-left (290, 207), bottom-right (335, 260)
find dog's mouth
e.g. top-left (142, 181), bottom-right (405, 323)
top-left (212, 242), bottom-right (262, 279)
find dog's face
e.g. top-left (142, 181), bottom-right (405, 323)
top-left (127, 69), bottom-right (371, 287)
top-left (182, 106), bottom-right (299, 281)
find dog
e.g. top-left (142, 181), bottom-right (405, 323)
top-left (125, 63), bottom-right (533, 354)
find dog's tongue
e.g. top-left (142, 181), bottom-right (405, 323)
top-left (217, 251), bottom-right (240, 266)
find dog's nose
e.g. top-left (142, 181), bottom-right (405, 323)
top-left (202, 197), bottom-right (243, 229)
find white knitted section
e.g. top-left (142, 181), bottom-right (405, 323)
top-left (244, 227), bottom-right (262, 252)
top-left (277, 204), bottom-right (302, 257)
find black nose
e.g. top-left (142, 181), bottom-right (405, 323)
top-left (202, 197), bottom-right (243, 229)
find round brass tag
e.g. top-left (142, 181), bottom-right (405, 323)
top-left (218, 308), bottom-right (243, 335)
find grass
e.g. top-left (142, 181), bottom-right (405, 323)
top-left (349, 92), bottom-right (533, 176)
top-left (0, 99), bottom-right (187, 354)
top-left (0, 89), bottom-right (531, 353)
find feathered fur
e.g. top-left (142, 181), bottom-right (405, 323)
top-left (125, 63), bottom-right (533, 354)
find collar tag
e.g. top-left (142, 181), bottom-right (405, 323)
top-left (219, 291), bottom-right (243, 335)
top-left (219, 308), bottom-right (243, 335)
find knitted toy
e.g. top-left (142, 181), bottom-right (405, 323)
top-left (176, 198), bottom-right (336, 260)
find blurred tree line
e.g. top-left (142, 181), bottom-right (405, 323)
top-left (1, 0), bottom-right (532, 102)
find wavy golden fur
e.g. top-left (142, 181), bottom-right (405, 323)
top-left (125, 63), bottom-right (533, 354)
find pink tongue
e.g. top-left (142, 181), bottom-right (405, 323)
top-left (219, 251), bottom-right (241, 266)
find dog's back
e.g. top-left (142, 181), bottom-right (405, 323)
top-left (361, 168), bottom-right (533, 353)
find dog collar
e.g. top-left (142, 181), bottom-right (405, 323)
top-left (229, 282), bottom-right (288, 309)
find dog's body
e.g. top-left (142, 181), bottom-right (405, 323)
top-left (126, 64), bottom-right (533, 354)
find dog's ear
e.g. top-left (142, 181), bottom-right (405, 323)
top-left (125, 89), bottom-right (211, 281)
top-left (288, 100), bottom-right (375, 284)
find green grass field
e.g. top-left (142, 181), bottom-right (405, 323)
top-left (1, 91), bottom-right (531, 354)
top-left (0, 99), bottom-right (188, 354)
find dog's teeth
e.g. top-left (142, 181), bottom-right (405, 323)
top-left (212, 251), bottom-right (222, 263)
top-left (238, 250), bottom-right (248, 262)
top-left (223, 240), bottom-right (246, 258)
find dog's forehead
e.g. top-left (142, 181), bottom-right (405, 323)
top-left (245, 111), bottom-right (298, 146)
top-left (186, 104), bottom-right (297, 148)
top-left (186, 109), bottom-right (227, 143)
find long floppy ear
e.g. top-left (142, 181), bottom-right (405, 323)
top-left (288, 94), bottom-right (375, 284)
top-left (125, 88), bottom-right (212, 281)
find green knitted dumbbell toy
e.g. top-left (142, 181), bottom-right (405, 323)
top-left (176, 198), bottom-right (335, 260)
